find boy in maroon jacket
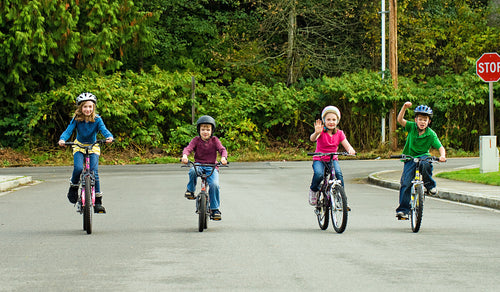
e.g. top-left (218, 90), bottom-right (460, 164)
top-left (181, 115), bottom-right (228, 220)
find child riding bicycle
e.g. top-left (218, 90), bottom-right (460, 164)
top-left (395, 102), bottom-right (446, 218)
top-left (308, 106), bottom-right (356, 206)
top-left (58, 92), bottom-right (113, 213)
top-left (181, 115), bottom-right (228, 220)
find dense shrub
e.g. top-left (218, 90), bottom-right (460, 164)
top-left (4, 68), bottom-right (499, 154)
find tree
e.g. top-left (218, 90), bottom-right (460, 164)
top-left (0, 0), bottom-right (156, 146)
top-left (256, 0), bottom-right (374, 85)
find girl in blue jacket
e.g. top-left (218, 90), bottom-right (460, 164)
top-left (58, 93), bottom-right (113, 213)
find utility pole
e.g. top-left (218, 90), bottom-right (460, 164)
top-left (389, 0), bottom-right (398, 151)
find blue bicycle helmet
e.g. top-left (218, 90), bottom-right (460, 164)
top-left (414, 105), bottom-right (433, 118)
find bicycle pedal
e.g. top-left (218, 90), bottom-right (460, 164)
top-left (397, 215), bottom-right (409, 220)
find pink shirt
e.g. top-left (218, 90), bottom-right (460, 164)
top-left (313, 129), bottom-right (346, 161)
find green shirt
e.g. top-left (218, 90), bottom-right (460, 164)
top-left (402, 121), bottom-right (442, 157)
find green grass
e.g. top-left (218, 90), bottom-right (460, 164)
top-left (436, 165), bottom-right (500, 186)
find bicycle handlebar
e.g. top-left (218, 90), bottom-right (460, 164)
top-left (64, 139), bottom-right (114, 148)
top-left (182, 160), bottom-right (228, 178)
top-left (390, 154), bottom-right (440, 162)
top-left (181, 160), bottom-right (229, 168)
top-left (307, 152), bottom-right (355, 157)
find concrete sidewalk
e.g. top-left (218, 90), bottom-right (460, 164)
top-left (0, 175), bottom-right (33, 192)
top-left (368, 170), bottom-right (500, 210)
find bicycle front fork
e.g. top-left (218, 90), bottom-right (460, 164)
top-left (80, 173), bottom-right (96, 206)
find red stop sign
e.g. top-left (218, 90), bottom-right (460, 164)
top-left (476, 52), bottom-right (500, 82)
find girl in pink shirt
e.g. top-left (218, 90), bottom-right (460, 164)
top-left (308, 106), bottom-right (355, 205)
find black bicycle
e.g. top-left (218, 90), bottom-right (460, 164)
top-left (391, 154), bottom-right (441, 233)
top-left (64, 139), bottom-right (111, 234)
top-left (308, 152), bottom-right (353, 233)
top-left (183, 160), bottom-right (228, 232)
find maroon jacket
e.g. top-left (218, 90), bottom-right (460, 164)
top-left (182, 136), bottom-right (228, 164)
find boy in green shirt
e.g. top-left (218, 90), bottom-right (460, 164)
top-left (396, 102), bottom-right (446, 219)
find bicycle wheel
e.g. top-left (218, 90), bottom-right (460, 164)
top-left (411, 184), bottom-right (424, 233)
top-left (330, 185), bottom-right (348, 233)
top-left (198, 193), bottom-right (207, 232)
top-left (84, 175), bottom-right (92, 234)
top-left (316, 189), bottom-right (329, 230)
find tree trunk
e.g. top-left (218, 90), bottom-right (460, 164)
top-left (287, 2), bottom-right (297, 86)
top-left (489, 0), bottom-right (500, 27)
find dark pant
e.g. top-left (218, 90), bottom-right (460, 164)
top-left (396, 156), bottom-right (435, 214)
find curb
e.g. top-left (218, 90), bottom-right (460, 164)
top-left (367, 171), bottom-right (500, 210)
top-left (0, 176), bottom-right (33, 192)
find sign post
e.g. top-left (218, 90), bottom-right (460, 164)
top-left (476, 52), bottom-right (500, 173)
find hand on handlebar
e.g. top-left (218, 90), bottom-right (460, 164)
top-left (221, 157), bottom-right (228, 165)
top-left (58, 140), bottom-right (66, 147)
top-left (181, 155), bottom-right (189, 164)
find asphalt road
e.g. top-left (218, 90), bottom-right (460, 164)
top-left (0, 159), bottom-right (499, 291)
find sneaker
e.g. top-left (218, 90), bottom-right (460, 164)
top-left (210, 209), bottom-right (221, 221)
top-left (396, 211), bottom-right (408, 219)
top-left (67, 185), bottom-right (79, 204)
top-left (429, 187), bottom-right (438, 195)
top-left (185, 190), bottom-right (195, 200)
top-left (94, 196), bottom-right (106, 214)
top-left (308, 189), bottom-right (318, 206)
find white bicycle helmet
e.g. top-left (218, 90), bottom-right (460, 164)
top-left (321, 106), bottom-right (341, 121)
top-left (76, 92), bottom-right (97, 105)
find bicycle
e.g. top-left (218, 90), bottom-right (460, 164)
top-left (182, 160), bottom-right (228, 232)
top-left (64, 139), bottom-right (112, 234)
top-left (307, 152), bottom-right (353, 233)
top-left (391, 154), bottom-right (441, 233)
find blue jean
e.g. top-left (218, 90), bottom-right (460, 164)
top-left (396, 156), bottom-right (435, 214)
top-left (310, 159), bottom-right (344, 192)
top-left (187, 166), bottom-right (221, 210)
top-left (71, 152), bottom-right (101, 193)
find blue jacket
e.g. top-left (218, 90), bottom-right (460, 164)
top-left (59, 115), bottom-right (113, 143)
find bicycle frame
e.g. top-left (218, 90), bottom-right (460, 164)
top-left (80, 151), bottom-right (96, 211)
top-left (320, 158), bottom-right (342, 195)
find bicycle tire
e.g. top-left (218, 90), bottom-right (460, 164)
top-left (198, 193), bottom-right (207, 232)
top-left (411, 184), bottom-right (424, 233)
top-left (330, 185), bottom-right (348, 233)
top-left (316, 189), bottom-right (329, 230)
top-left (84, 175), bottom-right (92, 234)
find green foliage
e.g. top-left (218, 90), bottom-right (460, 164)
top-left (398, 0), bottom-right (500, 80)
top-left (1, 0), bottom-right (499, 155)
top-left (0, 0), bottom-right (156, 143)
top-left (20, 67), bottom-right (194, 150)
